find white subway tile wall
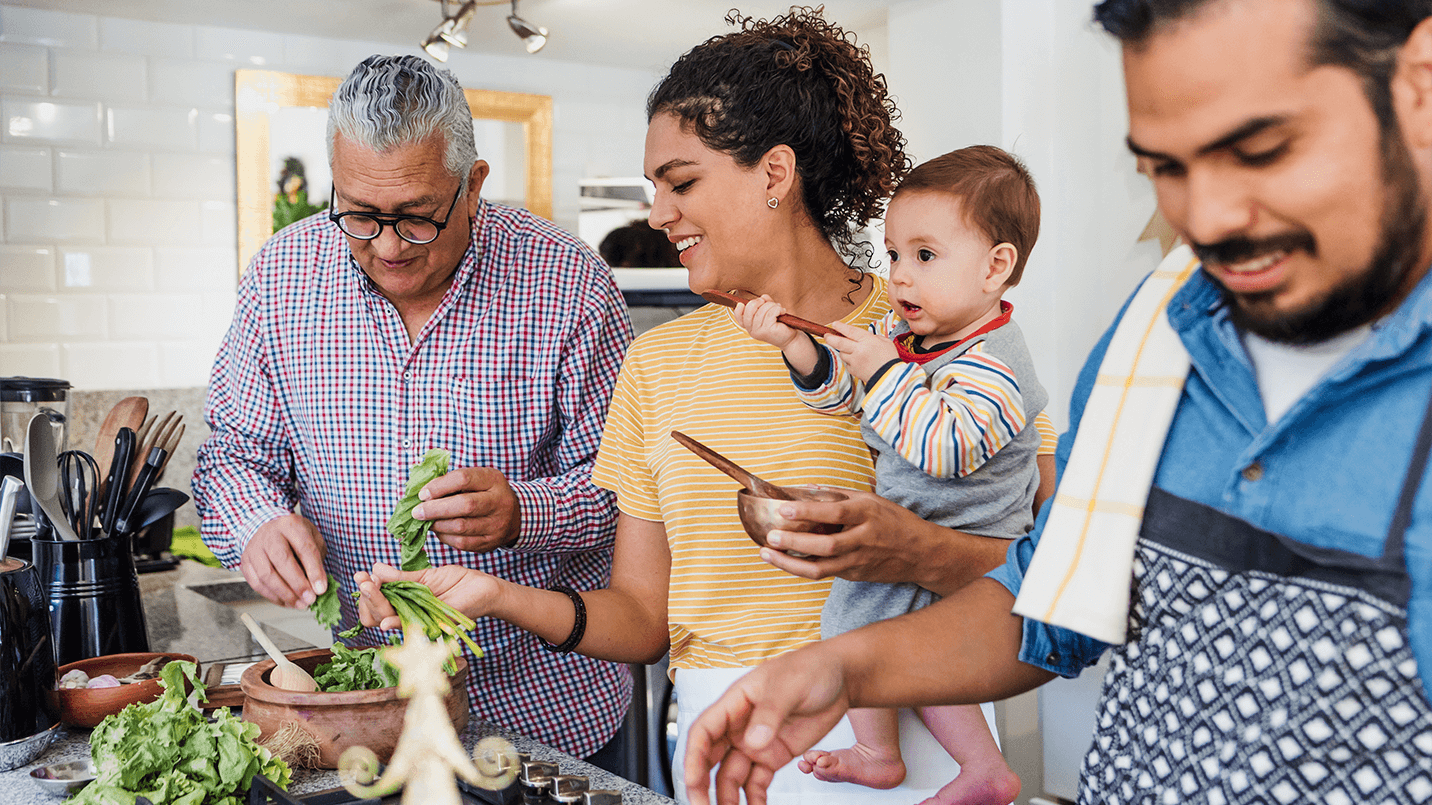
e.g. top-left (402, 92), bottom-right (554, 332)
top-left (0, 246), bottom-right (55, 291)
top-left (0, 4), bottom-right (656, 389)
top-left (56, 149), bottom-right (152, 194)
top-left (7, 197), bottom-right (106, 241)
top-left (52, 50), bottom-right (149, 102)
top-left (0, 145), bottom-right (52, 190)
top-left (0, 343), bottom-right (61, 376)
top-left (3, 99), bottom-right (103, 144)
top-left (0, 42), bottom-right (46, 94)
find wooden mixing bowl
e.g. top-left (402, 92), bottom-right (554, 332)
top-left (48, 652), bottom-right (198, 729)
top-left (240, 647), bottom-right (470, 769)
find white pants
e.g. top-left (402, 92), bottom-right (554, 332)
top-left (673, 667), bottom-right (999, 805)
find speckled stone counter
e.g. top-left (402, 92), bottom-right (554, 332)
top-left (0, 559), bottom-right (674, 804)
top-left (3, 720), bottom-right (674, 804)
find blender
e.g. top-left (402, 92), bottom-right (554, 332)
top-left (1, 377), bottom-right (70, 455)
top-left (1, 377), bottom-right (71, 558)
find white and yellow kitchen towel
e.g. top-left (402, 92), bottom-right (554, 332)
top-left (1011, 245), bottom-right (1200, 645)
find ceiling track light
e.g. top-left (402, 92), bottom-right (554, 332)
top-left (507, 0), bottom-right (548, 54)
top-left (420, 0), bottom-right (548, 61)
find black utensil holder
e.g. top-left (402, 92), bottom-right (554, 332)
top-left (32, 531), bottom-right (149, 666)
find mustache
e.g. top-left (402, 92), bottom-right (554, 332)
top-left (1191, 231), bottom-right (1316, 267)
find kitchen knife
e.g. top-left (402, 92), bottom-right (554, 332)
top-left (100, 428), bottom-right (135, 538)
top-left (114, 446), bottom-right (164, 537)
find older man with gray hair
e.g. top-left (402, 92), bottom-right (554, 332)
top-left (195, 55), bottom-right (634, 768)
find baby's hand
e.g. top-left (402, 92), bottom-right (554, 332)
top-left (825, 321), bottom-right (898, 382)
top-left (735, 295), bottom-right (801, 350)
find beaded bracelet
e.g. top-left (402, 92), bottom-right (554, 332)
top-left (540, 584), bottom-right (587, 654)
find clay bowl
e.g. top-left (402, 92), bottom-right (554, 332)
top-left (47, 652), bottom-right (198, 729)
top-left (736, 486), bottom-right (848, 555)
top-left (240, 647), bottom-right (470, 769)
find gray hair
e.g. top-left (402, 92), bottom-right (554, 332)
top-left (326, 55), bottom-right (478, 186)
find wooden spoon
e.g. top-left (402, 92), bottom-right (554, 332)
top-left (670, 431), bottom-right (794, 500)
top-left (92, 397), bottom-right (147, 511)
top-left (239, 612), bottom-right (318, 692)
top-left (699, 289), bottom-right (840, 337)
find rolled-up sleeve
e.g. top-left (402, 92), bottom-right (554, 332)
top-left (193, 264), bottom-right (297, 569)
top-left (984, 290), bottom-right (1141, 678)
top-left (506, 253), bottom-right (631, 554)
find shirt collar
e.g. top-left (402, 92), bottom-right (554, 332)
top-left (1166, 261), bottom-right (1432, 370)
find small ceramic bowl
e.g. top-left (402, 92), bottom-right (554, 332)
top-left (736, 486), bottom-right (849, 555)
top-left (29, 758), bottom-right (96, 796)
top-left (46, 652), bottom-right (198, 729)
top-left (241, 648), bottom-right (470, 769)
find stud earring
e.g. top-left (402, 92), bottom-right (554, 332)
top-left (767, 197), bottom-right (779, 209)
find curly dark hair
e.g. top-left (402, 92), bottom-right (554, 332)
top-left (647, 6), bottom-right (910, 258)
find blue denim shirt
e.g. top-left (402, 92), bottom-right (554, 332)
top-left (988, 266), bottom-right (1432, 683)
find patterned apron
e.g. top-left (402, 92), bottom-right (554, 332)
top-left (1080, 397), bottom-right (1432, 803)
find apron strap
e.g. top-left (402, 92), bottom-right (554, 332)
top-left (1385, 381), bottom-right (1432, 559)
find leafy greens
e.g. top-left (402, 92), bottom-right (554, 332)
top-left (386, 448), bottom-right (450, 571)
top-left (312, 641), bottom-right (400, 692)
top-left (71, 660), bottom-right (291, 805)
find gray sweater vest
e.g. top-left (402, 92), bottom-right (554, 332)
top-left (822, 318), bottom-right (1047, 638)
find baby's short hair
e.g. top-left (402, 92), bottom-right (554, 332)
top-left (895, 145), bottom-right (1040, 286)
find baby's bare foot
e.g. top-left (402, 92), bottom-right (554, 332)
top-left (916, 759), bottom-right (1021, 805)
top-left (797, 744), bottom-right (906, 789)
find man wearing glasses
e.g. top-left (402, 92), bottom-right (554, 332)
top-left (194, 55), bottom-right (634, 770)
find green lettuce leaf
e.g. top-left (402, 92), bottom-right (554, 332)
top-left (313, 642), bottom-right (399, 692)
top-left (72, 660), bottom-right (292, 805)
top-left (309, 573), bottom-right (342, 629)
top-left (386, 448), bottom-right (450, 571)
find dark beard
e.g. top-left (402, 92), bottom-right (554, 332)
top-left (1194, 124), bottom-right (1427, 345)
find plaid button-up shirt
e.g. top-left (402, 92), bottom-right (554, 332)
top-left (195, 199), bottom-right (634, 757)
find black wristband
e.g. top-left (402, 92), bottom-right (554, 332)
top-left (540, 584), bottom-right (587, 654)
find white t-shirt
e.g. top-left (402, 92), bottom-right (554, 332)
top-left (1241, 325), bottom-right (1372, 424)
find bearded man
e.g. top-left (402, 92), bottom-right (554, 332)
top-left (682, 1), bottom-right (1432, 802)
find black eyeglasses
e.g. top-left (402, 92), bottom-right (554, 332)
top-left (328, 183), bottom-right (464, 245)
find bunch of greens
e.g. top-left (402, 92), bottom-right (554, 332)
top-left (335, 448), bottom-right (486, 666)
top-left (312, 641), bottom-right (399, 692)
top-left (72, 661), bottom-right (291, 805)
top-left (376, 580), bottom-right (485, 660)
top-left (387, 448), bottom-right (450, 571)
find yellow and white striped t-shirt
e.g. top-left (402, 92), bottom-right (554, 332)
top-left (593, 278), bottom-right (892, 671)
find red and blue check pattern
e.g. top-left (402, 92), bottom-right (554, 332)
top-left (195, 200), bottom-right (634, 757)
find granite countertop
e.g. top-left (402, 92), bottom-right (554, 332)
top-left (1, 559), bottom-right (675, 805)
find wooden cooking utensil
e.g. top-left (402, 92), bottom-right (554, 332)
top-left (127, 411), bottom-right (180, 494)
top-left (239, 612), bottom-right (318, 692)
top-left (92, 397), bottom-right (147, 509)
top-left (699, 289), bottom-right (840, 337)
top-left (670, 430), bottom-right (795, 501)
top-left (155, 422), bottom-right (185, 479)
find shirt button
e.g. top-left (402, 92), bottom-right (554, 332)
top-left (1242, 462), bottom-right (1264, 482)
top-left (1045, 652), bottom-right (1059, 665)
top-left (403, 372), bottom-right (411, 380)
top-left (403, 439), bottom-right (411, 447)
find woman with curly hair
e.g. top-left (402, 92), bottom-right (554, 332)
top-left (357, 9), bottom-right (1028, 802)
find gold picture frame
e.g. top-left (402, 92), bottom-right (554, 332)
top-left (234, 68), bottom-right (553, 274)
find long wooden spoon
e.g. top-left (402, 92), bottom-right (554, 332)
top-left (239, 612), bottom-right (318, 692)
top-left (699, 289), bottom-right (840, 337)
top-left (670, 431), bottom-right (794, 500)
top-left (92, 396), bottom-right (147, 511)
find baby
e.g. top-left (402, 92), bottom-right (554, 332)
top-left (735, 145), bottom-right (1045, 805)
